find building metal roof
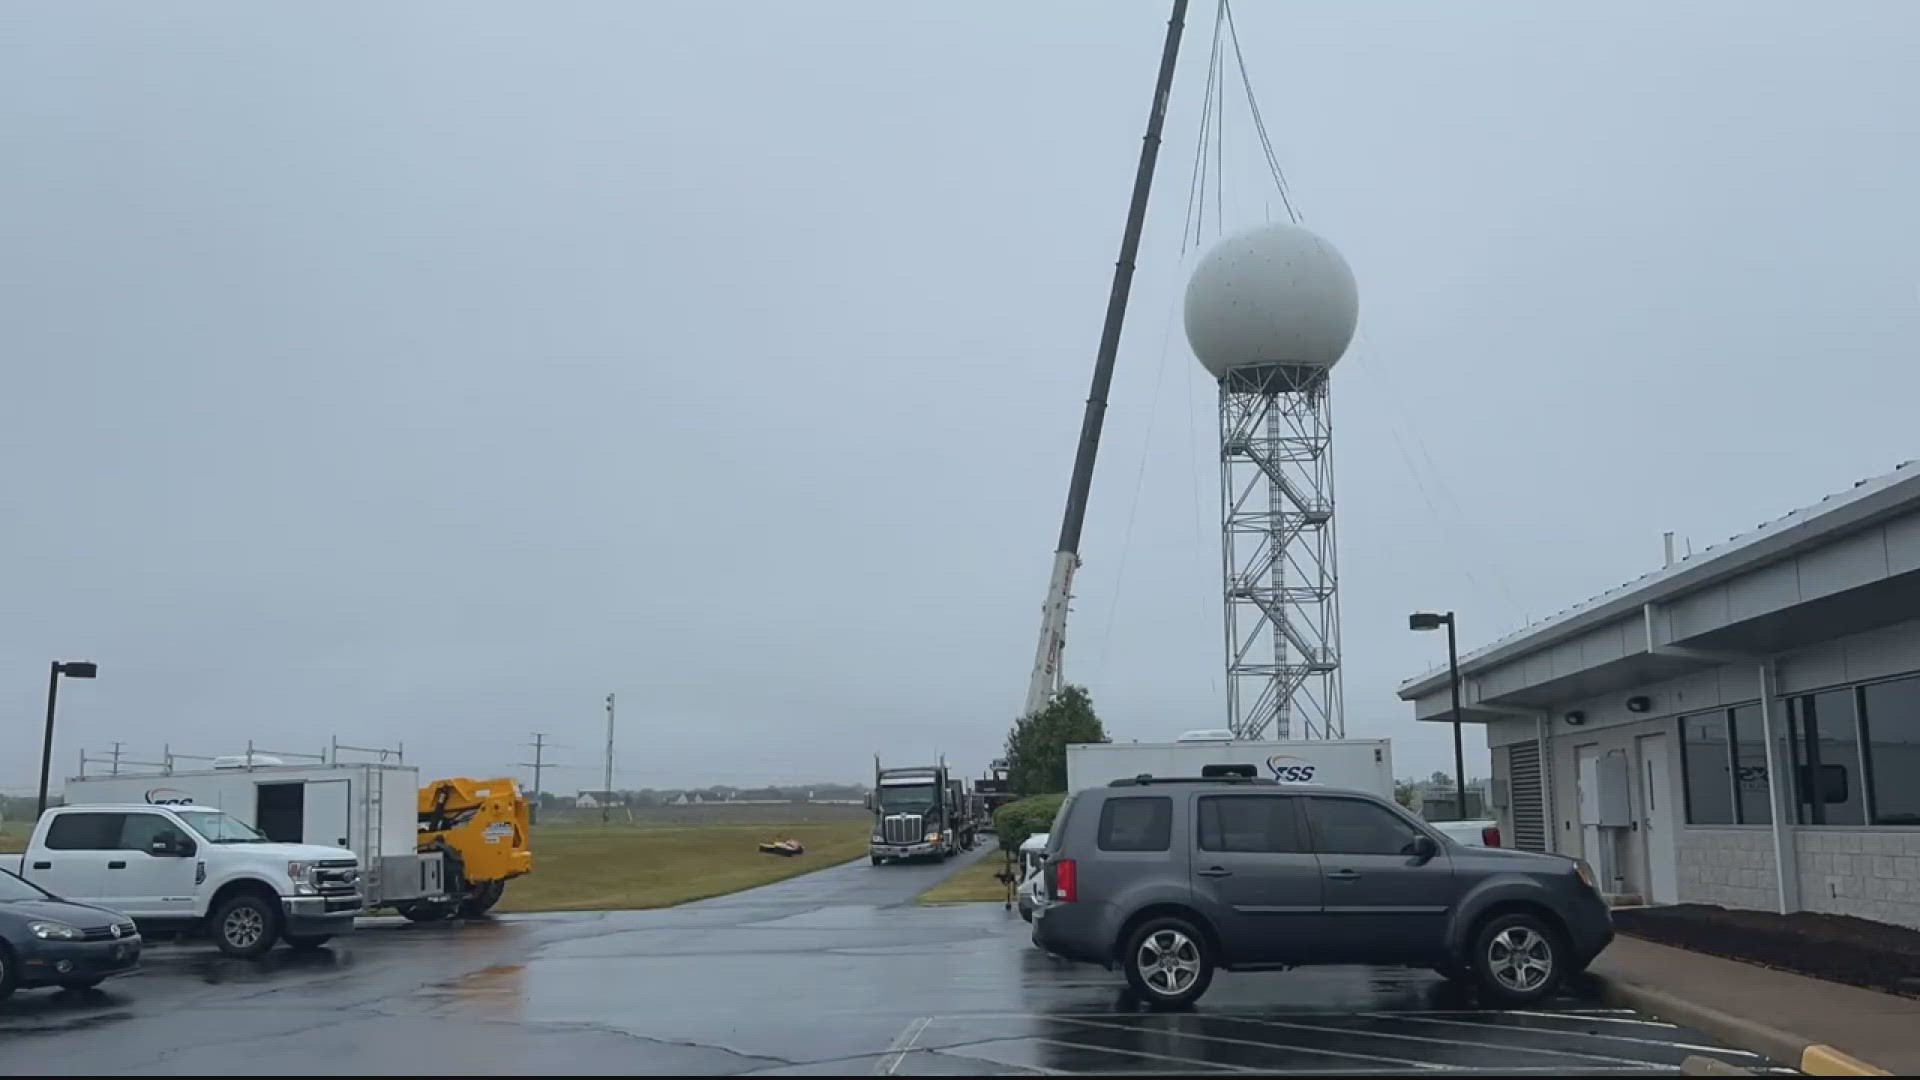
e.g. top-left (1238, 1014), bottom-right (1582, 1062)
top-left (1398, 460), bottom-right (1920, 699)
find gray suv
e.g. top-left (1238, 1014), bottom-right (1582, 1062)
top-left (1031, 777), bottom-right (1612, 1008)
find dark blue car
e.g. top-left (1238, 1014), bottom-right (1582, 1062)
top-left (0, 868), bottom-right (141, 1002)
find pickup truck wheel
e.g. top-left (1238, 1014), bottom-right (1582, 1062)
top-left (282, 934), bottom-right (333, 950)
top-left (1122, 917), bottom-right (1214, 1009)
top-left (0, 943), bottom-right (17, 1003)
top-left (212, 894), bottom-right (280, 958)
top-left (1471, 914), bottom-right (1565, 1006)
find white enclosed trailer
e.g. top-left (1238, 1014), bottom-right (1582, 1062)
top-left (1066, 737), bottom-right (1394, 799)
top-left (63, 751), bottom-right (445, 910)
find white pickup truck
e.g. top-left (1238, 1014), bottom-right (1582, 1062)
top-left (13, 804), bottom-right (363, 957)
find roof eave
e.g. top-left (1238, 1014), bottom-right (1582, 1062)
top-left (1395, 468), bottom-right (1920, 701)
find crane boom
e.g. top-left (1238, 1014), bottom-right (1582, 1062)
top-left (1023, 0), bottom-right (1189, 717)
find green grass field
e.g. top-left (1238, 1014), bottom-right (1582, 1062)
top-left (917, 850), bottom-right (1017, 905)
top-left (496, 806), bottom-right (872, 913)
top-left (2, 804), bottom-right (877, 912)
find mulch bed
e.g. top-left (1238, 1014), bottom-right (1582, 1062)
top-left (1612, 904), bottom-right (1920, 999)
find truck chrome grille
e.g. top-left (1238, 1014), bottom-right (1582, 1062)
top-left (882, 814), bottom-right (923, 845)
top-left (313, 859), bottom-right (362, 895)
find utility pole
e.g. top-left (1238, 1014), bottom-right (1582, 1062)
top-left (603, 693), bottom-right (615, 825)
top-left (110, 741), bottom-right (123, 777)
top-left (519, 733), bottom-right (548, 823)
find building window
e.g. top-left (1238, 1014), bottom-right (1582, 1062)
top-left (1788, 689), bottom-right (1868, 826)
top-left (1861, 676), bottom-right (1920, 827)
top-left (1680, 711), bottom-right (1735, 824)
top-left (1728, 704), bottom-right (1774, 826)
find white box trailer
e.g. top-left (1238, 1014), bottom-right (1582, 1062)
top-left (63, 760), bottom-right (446, 909)
top-left (1066, 737), bottom-right (1394, 799)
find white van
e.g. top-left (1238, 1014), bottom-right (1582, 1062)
top-left (1015, 832), bottom-right (1049, 923)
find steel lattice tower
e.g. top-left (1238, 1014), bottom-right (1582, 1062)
top-left (1185, 222), bottom-right (1357, 742)
top-left (1218, 366), bottom-right (1342, 739)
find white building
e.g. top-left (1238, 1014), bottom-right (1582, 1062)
top-left (1399, 461), bottom-right (1920, 929)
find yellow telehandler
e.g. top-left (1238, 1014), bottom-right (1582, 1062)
top-left (399, 776), bottom-right (534, 921)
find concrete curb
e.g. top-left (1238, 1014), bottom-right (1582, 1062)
top-left (1591, 974), bottom-right (1890, 1076)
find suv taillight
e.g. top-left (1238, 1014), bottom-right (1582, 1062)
top-left (1481, 826), bottom-right (1501, 848)
top-left (1053, 858), bottom-right (1077, 903)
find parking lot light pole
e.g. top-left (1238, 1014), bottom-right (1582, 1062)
top-left (1409, 612), bottom-right (1469, 821)
top-left (37, 660), bottom-right (99, 817)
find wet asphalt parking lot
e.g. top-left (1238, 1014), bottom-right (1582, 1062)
top-left (0, 847), bottom-right (1787, 1075)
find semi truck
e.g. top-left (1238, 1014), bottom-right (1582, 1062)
top-left (1065, 733), bottom-right (1394, 799)
top-left (974, 759), bottom-right (1016, 827)
top-left (866, 757), bottom-right (960, 864)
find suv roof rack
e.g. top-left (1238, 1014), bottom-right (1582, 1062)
top-left (1107, 774), bottom-right (1280, 787)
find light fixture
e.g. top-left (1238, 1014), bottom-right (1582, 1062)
top-left (1626, 696), bottom-right (1652, 713)
top-left (1564, 710), bottom-right (1587, 726)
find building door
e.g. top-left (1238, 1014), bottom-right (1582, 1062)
top-left (1638, 734), bottom-right (1679, 905)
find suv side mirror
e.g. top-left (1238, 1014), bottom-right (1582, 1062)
top-left (1410, 834), bottom-right (1440, 861)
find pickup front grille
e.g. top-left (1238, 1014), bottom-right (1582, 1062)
top-left (882, 814), bottom-right (924, 845)
top-left (313, 859), bottom-right (362, 896)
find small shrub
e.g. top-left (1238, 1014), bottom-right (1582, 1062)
top-left (994, 792), bottom-right (1066, 854)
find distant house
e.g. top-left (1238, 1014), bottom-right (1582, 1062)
top-left (575, 790), bottom-right (626, 809)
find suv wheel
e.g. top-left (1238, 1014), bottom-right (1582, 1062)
top-left (1122, 917), bottom-right (1214, 1008)
top-left (1472, 913), bottom-right (1563, 1005)
top-left (212, 893), bottom-right (281, 958)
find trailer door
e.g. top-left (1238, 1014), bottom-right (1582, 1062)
top-left (255, 782), bottom-right (306, 842)
top-left (303, 779), bottom-right (352, 850)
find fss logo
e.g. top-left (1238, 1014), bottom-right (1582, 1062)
top-left (1266, 756), bottom-right (1317, 783)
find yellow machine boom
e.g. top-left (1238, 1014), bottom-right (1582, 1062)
top-left (407, 776), bottom-right (533, 920)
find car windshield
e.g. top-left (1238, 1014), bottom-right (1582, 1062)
top-left (0, 871), bottom-right (53, 902)
top-left (175, 808), bottom-right (269, 843)
top-left (878, 783), bottom-right (936, 812)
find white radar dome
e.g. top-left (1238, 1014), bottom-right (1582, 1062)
top-left (1184, 222), bottom-right (1358, 387)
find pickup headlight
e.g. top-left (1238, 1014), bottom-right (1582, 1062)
top-left (287, 861), bottom-right (318, 896)
top-left (29, 921), bottom-right (82, 941)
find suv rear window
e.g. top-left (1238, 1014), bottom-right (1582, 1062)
top-left (1097, 796), bottom-right (1172, 851)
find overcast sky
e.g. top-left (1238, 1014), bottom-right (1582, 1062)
top-left (4, 2), bottom-right (1917, 795)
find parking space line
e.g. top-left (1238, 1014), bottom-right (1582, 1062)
top-left (874, 1016), bottom-right (934, 1076)
top-left (920, 1045), bottom-right (1067, 1076)
top-left (1025, 1036), bottom-right (1263, 1072)
top-left (1500, 1009), bottom-right (1679, 1028)
top-left (1216, 1015), bottom-right (1668, 1068)
top-left (1049, 1015), bottom-right (1454, 1071)
top-left (1367, 1013), bottom-right (1763, 1058)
